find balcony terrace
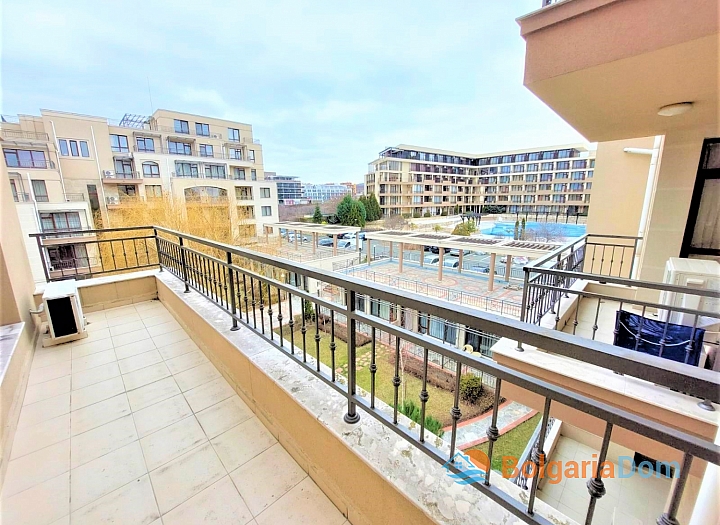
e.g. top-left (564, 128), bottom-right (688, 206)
top-left (6, 225), bottom-right (717, 525)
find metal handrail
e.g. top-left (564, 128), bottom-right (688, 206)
top-left (0, 129), bottom-right (50, 141)
top-left (29, 224), bottom-right (720, 525)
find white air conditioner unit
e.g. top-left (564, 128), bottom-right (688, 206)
top-left (659, 258), bottom-right (720, 330)
top-left (211, 133), bottom-right (221, 139)
top-left (103, 170), bottom-right (115, 178)
top-left (107, 196), bottom-right (119, 205)
top-left (42, 280), bottom-right (87, 347)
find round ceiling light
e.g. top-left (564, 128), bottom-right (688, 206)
top-left (658, 102), bottom-right (693, 117)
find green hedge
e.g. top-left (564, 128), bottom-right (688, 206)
top-left (399, 399), bottom-right (444, 438)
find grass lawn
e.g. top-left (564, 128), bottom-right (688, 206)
top-left (278, 326), bottom-right (488, 426)
top-left (467, 413), bottom-right (541, 473)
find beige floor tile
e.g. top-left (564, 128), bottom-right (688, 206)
top-left (71, 337), bottom-right (114, 359)
top-left (184, 377), bottom-right (235, 413)
top-left (85, 310), bottom-right (107, 322)
top-left (70, 440), bottom-right (147, 512)
top-left (23, 375), bottom-right (71, 406)
top-left (230, 443), bottom-right (306, 516)
top-left (71, 393), bottom-right (131, 436)
top-left (72, 362), bottom-right (121, 390)
top-left (70, 475), bottom-right (160, 525)
top-left (10, 413), bottom-right (70, 460)
top-left (31, 347), bottom-right (72, 370)
top-left (115, 338), bottom-right (157, 359)
top-left (71, 349), bottom-right (117, 373)
top-left (255, 477), bottom-right (345, 525)
top-left (2, 440), bottom-right (70, 498)
top-left (196, 396), bottom-right (253, 439)
top-left (1, 471), bottom-right (69, 525)
top-left (85, 318), bottom-right (109, 332)
top-left (143, 311), bottom-right (176, 328)
top-left (133, 394), bottom-right (193, 438)
top-left (134, 300), bottom-right (166, 314)
top-left (49, 515), bottom-right (70, 525)
top-left (112, 328), bottom-right (151, 348)
top-left (77, 327), bottom-right (112, 343)
top-left (107, 312), bottom-right (145, 328)
top-left (211, 417), bottom-right (276, 472)
top-left (108, 319), bottom-right (144, 335)
top-left (71, 414), bottom-right (138, 469)
top-left (558, 503), bottom-right (585, 524)
top-left (146, 319), bottom-right (182, 338)
top-left (163, 475), bottom-right (253, 525)
top-left (166, 350), bottom-right (209, 375)
top-left (152, 329), bottom-right (189, 348)
top-left (157, 338), bottom-right (200, 360)
top-left (174, 362), bottom-right (221, 392)
top-left (118, 349), bottom-right (164, 374)
top-left (149, 442), bottom-right (225, 515)
top-left (104, 305), bottom-right (139, 320)
top-left (28, 360), bottom-right (71, 386)
top-left (141, 416), bottom-right (207, 471)
top-left (17, 392), bottom-right (71, 429)
top-left (127, 376), bottom-right (181, 412)
top-left (71, 376), bottom-right (126, 411)
top-left (123, 362), bottom-right (172, 391)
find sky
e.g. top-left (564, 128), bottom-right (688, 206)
top-left (1, 0), bottom-right (587, 183)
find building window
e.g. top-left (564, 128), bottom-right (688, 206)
top-left (110, 135), bottom-right (129, 153)
top-left (526, 163), bottom-right (539, 172)
top-left (199, 144), bottom-right (214, 157)
top-left (500, 166), bottom-right (511, 174)
top-left (556, 161), bottom-right (570, 170)
top-left (168, 140), bottom-right (192, 155)
top-left (572, 160), bottom-right (587, 169)
top-left (32, 180), bottom-right (49, 202)
top-left (247, 150), bottom-right (255, 162)
top-left (10, 180), bottom-right (19, 201)
top-left (175, 162), bottom-right (199, 177)
top-left (58, 139), bottom-right (90, 158)
top-left (260, 187), bottom-right (271, 198)
top-left (146, 185), bottom-right (163, 198)
top-left (114, 159), bottom-right (134, 176)
top-left (228, 148), bottom-right (242, 160)
top-left (555, 172), bottom-right (569, 179)
top-left (195, 123), bottom-right (210, 136)
top-left (136, 137), bottom-right (155, 152)
top-left (261, 206), bottom-right (272, 217)
top-left (142, 162), bottom-right (160, 177)
top-left (234, 167), bottom-right (246, 180)
top-left (228, 128), bottom-right (240, 142)
top-left (251, 169), bottom-right (257, 181)
top-left (4, 149), bottom-right (48, 168)
top-left (542, 151), bottom-right (555, 160)
top-left (40, 211), bottom-right (81, 232)
top-left (174, 119), bottom-right (189, 134)
top-left (589, 159), bottom-right (596, 168)
top-left (204, 164), bottom-right (226, 179)
top-left (557, 149), bottom-right (572, 158)
top-left (118, 185), bottom-right (137, 197)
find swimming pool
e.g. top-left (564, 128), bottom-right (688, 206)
top-left (479, 221), bottom-right (586, 239)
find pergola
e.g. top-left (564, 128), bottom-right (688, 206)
top-left (363, 231), bottom-right (560, 289)
top-left (263, 222), bottom-right (362, 256)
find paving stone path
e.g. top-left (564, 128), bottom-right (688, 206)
top-left (447, 401), bottom-right (537, 449)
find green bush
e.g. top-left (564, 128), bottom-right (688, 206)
top-left (423, 211), bottom-right (432, 217)
top-left (401, 213), bottom-right (411, 219)
top-left (302, 299), bottom-right (315, 321)
top-left (459, 374), bottom-right (484, 404)
top-left (440, 210), bottom-right (448, 216)
top-left (412, 212), bottom-right (422, 218)
top-left (399, 400), bottom-right (445, 438)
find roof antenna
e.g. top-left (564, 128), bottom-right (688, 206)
top-left (147, 76), bottom-right (154, 113)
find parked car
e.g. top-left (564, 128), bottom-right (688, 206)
top-left (337, 240), bottom-right (361, 250)
top-left (430, 246), bottom-right (451, 254)
top-left (448, 249), bottom-right (471, 257)
top-left (287, 233), bottom-right (310, 243)
top-left (318, 238), bottom-right (334, 247)
top-left (425, 255), bottom-right (459, 268)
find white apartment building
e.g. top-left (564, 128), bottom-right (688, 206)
top-left (302, 182), bottom-right (352, 202)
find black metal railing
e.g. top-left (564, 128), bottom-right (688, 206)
top-left (5, 159), bottom-right (55, 169)
top-left (31, 226), bottom-right (720, 525)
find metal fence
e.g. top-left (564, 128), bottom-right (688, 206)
top-left (32, 225), bottom-right (720, 525)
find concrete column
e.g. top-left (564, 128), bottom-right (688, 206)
top-left (420, 246), bottom-right (424, 267)
top-left (333, 234), bottom-right (337, 256)
top-left (366, 238), bottom-right (371, 265)
top-left (294, 229), bottom-right (299, 250)
top-left (438, 248), bottom-right (444, 282)
top-left (488, 253), bottom-right (496, 292)
top-left (264, 226), bottom-right (269, 244)
top-left (399, 243), bottom-right (404, 273)
top-left (689, 426), bottom-right (720, 525)
top-left (356, 234), bottom-right (361, 253)
top-left (312, 233), bottom-right (316, 254)
top-left (389, 241), bottom-right (393, 261)
top-left (458, 250), bottom-right (463, 274)
top-left (505, 254), bottom-right (512, 282)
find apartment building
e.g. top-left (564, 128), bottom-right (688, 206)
top-left (1, 109), bottom-right (279, 282)
top-left (302, 182), bottom-right (352, 202)
top-left (365, 144), bottom-right (595, 217)
top-left (264, 172), bottom-right (306, 204)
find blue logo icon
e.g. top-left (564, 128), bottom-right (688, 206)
top-left (443, 452), bottom-right (488, 485)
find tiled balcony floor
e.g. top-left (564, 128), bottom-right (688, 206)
top-left (2, 300), bottom-right (349, 525)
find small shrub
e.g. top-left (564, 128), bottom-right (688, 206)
top-left (303, 300), bottom-right (315, 321)
top-left (459, 374), bottom-right (484, 404)
top-left (399, 400), bottom-right (445, 438)
top-left (423, 211), bottom-right (431, 218)
top-left (440, 210), bottom-right (448, 216)
top-left (412, 212), bottom-right (422, 218)
top-left (401, 213), bottom-right (411, 219)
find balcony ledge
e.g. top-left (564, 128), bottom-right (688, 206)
top-left (155, 271), bottom-right (575, 525)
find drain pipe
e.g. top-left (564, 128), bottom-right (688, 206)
top-left (627, 135), bottom-right (663, 279)
top-left (90, 126), bottom-right (110, 227)
top-left (48, 120), bottom-right (68, 196)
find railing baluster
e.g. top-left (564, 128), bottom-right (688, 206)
top-left (267, 283), bottom-right (274, 341)
top-left (392, 334), bottom-right (401, 425)
top-left (585, 422), bottom-right (613, 525)
top-left (287, 286), bottom-right (294, 354)
top-left (370, 326), bottom-right (377, 409)
top-left (657, 453), bottom-right (693, 525)
top-left (634, 305), bottom-right (647, 352)
top-left (592, 296), bottom-right (602, 340)
top-left (419, 347), bottom-right (429, 443)
top-left (330, 310), bottom-right (336, 381)
top-left (344, 288), bottom-right (360, 424)
top-left (572, 293), bottom-right (581, 335)
top-left (314, 301), bottom-right (321, 372)
top-left (258, 279), bottom-right (265, 333)
top-left (449, 360), bottom-right (462, 460)
top-left (301, 295), bottom-right (308, 363)
top-left (227, 253), bottom-right (239, 331)
top-left (276, 287), bottom-right (283, 347)
top-left (685, 314), bottom-right (699, 364)
top-left (484, 378), bottom-right (502, 487)
top-left (179, 237), bottom-right (189, 293)
top-left (527, 397), bottom-right (551, 515)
